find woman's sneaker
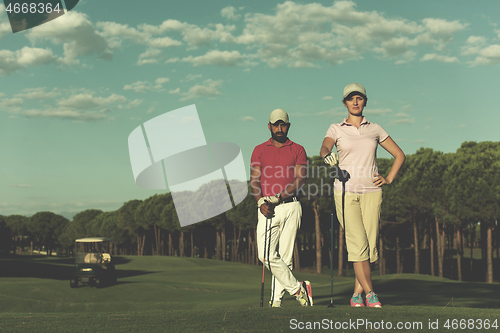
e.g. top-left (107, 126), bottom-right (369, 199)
top-left (350, 293), bottom-right (365, 307)
top-left (365, 291), bottom-right (382, 308)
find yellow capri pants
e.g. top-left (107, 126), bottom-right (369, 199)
top-left (334, 190), bottom-right (382, 263)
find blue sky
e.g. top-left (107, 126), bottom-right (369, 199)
top-left (1, 0), bottom-right (499, 218)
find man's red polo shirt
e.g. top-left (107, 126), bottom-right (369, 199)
top-left (250, 138), bottom-right (307, 197)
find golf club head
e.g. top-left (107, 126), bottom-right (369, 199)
top-left (327, 303), bottom-right (335, 308)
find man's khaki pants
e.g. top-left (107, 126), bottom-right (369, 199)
top-left (257, 201), bottom-right (302, 302)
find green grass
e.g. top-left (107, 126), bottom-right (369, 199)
top-left (1, 255), bottom-right (499, 332)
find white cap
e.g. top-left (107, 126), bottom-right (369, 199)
top-left (343, 83), bottom-right (367, 100)
top-left (269, 109), bottom-right (289, 124)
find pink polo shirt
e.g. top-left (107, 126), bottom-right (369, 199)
top-left (251, 138), bottom-right (307, 197)
top-left (325, 117), bottom-right (389, 194)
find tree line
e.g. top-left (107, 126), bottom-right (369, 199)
top-left (1, 141), bottom-right (498, 283)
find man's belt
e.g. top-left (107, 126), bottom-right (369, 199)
top-left (280, 196), bottom-right (298, 204)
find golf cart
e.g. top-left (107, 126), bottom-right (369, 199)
top-left (70, 237), bottom-right (117, 288)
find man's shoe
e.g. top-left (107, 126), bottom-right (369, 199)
top-left (304, 281), bottom-right (313, 306)
top-left (295, 281), bottom-right (313, 306)
top-left (350, 293), bottom-right (365, 307)
top-left (365, 291), bottom-right (382, 308)
top-left (269, 299), bottom-right (281, 308)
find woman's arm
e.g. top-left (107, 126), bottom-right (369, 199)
top-left (374, 137), bottom-right (405, 186)
top-left (320, 137), bottom-right (335, 158)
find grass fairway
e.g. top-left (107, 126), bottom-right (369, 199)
top-left (1, 255), bottom-right (499, 332)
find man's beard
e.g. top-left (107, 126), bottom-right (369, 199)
top-left (271, 131), bottom-right (288, 143)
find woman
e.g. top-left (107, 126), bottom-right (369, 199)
top-left (320, 83), bottom-right (405, 308)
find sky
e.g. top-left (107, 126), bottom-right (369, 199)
top-left (1, 0), bottom-right (499, 218)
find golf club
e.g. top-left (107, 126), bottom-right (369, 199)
top-left (260, 216), bottom-right (269, 307)
top-left (327, 212), bottom-right (335, 307)
top-left (327, 165), bottom-right (350, 308)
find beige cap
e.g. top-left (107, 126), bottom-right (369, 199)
top-left (269, 108), bottom-right (289, 124)
top-left (343, 83), bottom-right (367, 99)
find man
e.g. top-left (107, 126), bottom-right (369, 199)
top-left (250, 108), bottom-right (312, 307)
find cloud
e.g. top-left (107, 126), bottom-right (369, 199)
top-left (0, 97), bottom-right (23, 108)
top-left (0, 47), bottom-right (57, 75)
top-left (139, 19), bottom-right (236, 47)
top-left (99, 21), bottom-right (182, 48)
top-left (124, 78), bottom-right (169, 93)
top-left (149, 36), bottom-right (182, 48)
top-left (421, 18), bottom-right (468, 41)
top-left (421, 53), bottom-right (459, 63)
top-left (388, 118), bottom-right (416, 125)
top-left (58, 93), bottom-right (127, 109)
top-left (374, 37), bottom-right (415, 58)
top-left (155, 77), bottom-right (169, 84)
top-left (98, 21), bottom-right (182, 48)
top-left (26, 11), bottom-right (112, 65)
top-left (364, 108), bottom-right (392, 116)
top-left (96, 21), bottom-right (149, 44)
top-left (470, 44), bottom-right (500, 66)
top-left (182, 74), bottom-right (202, 82)
top-left (233, 1), bottom-right (426, 66)
top-left (124, 81), bottom-right (150, 93)
top-left (17, 46), bottom-right (57, 66)
top-left (240, 116), bottom-right (255, 121)
top-left (322, 96), bottom-right (333, 100)
top-left (97, 21), bottom-right (181, 65)
top-left (15, 87), bottom-right (61, 100)
top-left (82, 2), bottom-right (473, 69)
top-left (460, 35), bottom-right (500, 66)
top-left (137, 48), bottom-right (161, 65)
top-left (169, 88), bottom-right (180, 94)
top-left (8, 108), bottom-right (111, 121)
top-left (466, 36), bottom-right (487, 45)
top-left (122, 99), bottom-right (142, 109)
top-left (182, 50), bottom-right (243, 66)
top-left (461, 36), bottom-right (487, 56)
top-left (240, 2), bottom-right (469, 66)
top-left (180, 79), bottom-right (223, 101)
top-left (3, 88), bottom-right (141, 121)
top-left (221, 6), bottom-right (241, 21)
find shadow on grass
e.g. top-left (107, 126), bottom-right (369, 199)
top-left (0, 257), bottom-right (74, 280)
top-left (0, 256), bottom-right (157, 282)
top-left (375, 278), bottom-right (500, 308)
top-left (312, 276), bottom-right (500, 308)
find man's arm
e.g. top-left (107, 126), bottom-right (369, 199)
top-left (250, 165), bottom-right (262, 203)
top-left (250, 165), bottom-right (274, 217)
top-left (279, 164), bottom-right (307, 200)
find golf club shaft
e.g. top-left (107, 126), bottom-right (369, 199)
top-left (260, 217), bottom-right (269, 307)
top-left (330, 213), bottom-right (334, 298)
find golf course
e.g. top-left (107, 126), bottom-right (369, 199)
top-left (1, 255), bottom-right (498, 332)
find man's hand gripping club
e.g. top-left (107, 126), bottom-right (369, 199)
top-left (258, 195), bottom-right (280, 218)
